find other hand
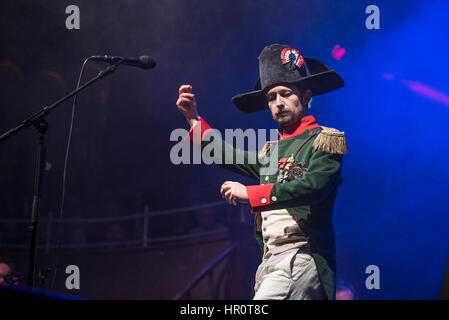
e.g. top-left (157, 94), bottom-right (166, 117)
top-left (220, 181), bottom-right (249, 206)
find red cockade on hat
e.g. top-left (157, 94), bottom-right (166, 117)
top-left (280, 48), bottom-right (304, 68)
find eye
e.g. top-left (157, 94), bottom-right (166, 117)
top-left (281, 91), bottom-right (292, 97)
top-left (267, 93), bottom-right (275, 101)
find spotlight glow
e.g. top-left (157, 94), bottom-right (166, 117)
top-left (331, 44), bottom-right (346, 61)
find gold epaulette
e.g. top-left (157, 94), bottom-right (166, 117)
top-left (312, 126), bottom-right (348, 155)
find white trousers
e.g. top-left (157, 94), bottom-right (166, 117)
top-left (253, 248), bottom-right (326, 300)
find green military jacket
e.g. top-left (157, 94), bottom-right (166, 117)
top-left (189, 115), bottom-right (347, 300)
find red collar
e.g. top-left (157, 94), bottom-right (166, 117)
top-left (277, 115), bottom-right (319, 140)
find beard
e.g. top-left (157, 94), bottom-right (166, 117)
top-left (273, 110), bottom-right (303, 127)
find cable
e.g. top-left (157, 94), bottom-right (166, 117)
top-left (50, 58), bottom-right (91, 290)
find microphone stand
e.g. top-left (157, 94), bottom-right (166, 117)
top-left (0, 62), bottom-right (119, 287)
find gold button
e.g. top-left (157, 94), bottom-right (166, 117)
top-left (271, 196), bottom-right (277, 202)
top-left (261, 198), bottom-right (267, 204)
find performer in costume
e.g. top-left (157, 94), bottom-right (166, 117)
top-left (176, 44), bottom-right (347, 300)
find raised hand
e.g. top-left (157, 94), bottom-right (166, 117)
top-left (176, 84), bottom-right (199, 127)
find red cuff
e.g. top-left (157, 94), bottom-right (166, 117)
top-left (184, 116), bottom-right (212, 146)
top-left (246, 184), bottom-right (275, 213)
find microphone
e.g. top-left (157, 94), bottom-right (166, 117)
top-left (90, 55), bottom-right (156, 69)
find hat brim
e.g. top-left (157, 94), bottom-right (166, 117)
top-left (231, 70), bottom-right (344, 114)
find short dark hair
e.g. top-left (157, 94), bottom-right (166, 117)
top-left (291, 84), bottom-right (310, 96)
top-left (336, 280), bottom-right (358, 299)
top-left (0, 256), bottom-right (14, 270)
top-left (291, 84), bottom-right (312, 109)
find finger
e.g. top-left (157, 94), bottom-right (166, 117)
top-left (177, 97), bottom-right (194, 105)
top-left (221, 183), bottom-right (232, 192)
top-left (179, 85), bottom-right (190, 94)
top-left (179, 85), bottom-right (192, 95)
top-left (179, 93), bottom-right (195, 99)
top-left (222, 181), bottom-right (234, 187)
top-left (224, 189), bottom-right (233, 201)
top-left (224, 187), bottom-right (237, 205)
top-left (224, 190), bottom-right (232, 204)
top-left (220, 185), bottom-right (231, 198)
top-left (176, 97), bottom-right (194, 107)
top-left (221, 184), bottom-right (233, 198)
top-left (177, 97), bottom-right (193, 103)
top-left (221, 181), bottom-right (234, 188)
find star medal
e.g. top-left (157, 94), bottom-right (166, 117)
top-left (277, 154), bottom-right (307, 183)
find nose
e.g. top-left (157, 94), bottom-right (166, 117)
top-left (275, 94), bottom-right (284, 110)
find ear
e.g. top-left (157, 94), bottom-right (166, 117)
top-left (302, 89), bottom-right (312, 105)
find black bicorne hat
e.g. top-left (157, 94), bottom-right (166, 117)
top-left (231, 44), bottom-right (344, 113)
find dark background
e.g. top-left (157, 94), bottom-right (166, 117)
top-left (1, 0), bottom-right (448, 299)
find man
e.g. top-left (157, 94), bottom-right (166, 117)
top-left (336, 280), bottom-right (358, 300)
top-left (0, 256), bottom-right (19, 287)
top-left (176, 44), bottom-right (346, 299)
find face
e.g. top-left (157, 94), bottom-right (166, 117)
top-left (0, 263), bottom-right (11, 286)
top-left (266, 84), bottom-right (310, 127)
top-left (336, 289), bottom-right (355, 300)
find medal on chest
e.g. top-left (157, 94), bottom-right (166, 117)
top-left (277, 154), bottom-right (308, 183)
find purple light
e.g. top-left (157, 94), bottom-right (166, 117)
top-left (402, 80), bottom-right (449, 106)
top-left (331, 45), bottom-right (346, 61)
